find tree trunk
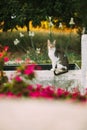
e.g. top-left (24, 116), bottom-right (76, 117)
top-left (25, 21), bottom-right (30, 32)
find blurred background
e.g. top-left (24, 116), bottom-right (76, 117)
top-left (0, 0), bottom-right (87, 67)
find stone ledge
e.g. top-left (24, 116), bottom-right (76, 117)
top-left (5, 69), bottom-right (81, 89)
top-left (4, 63), bottom-right (80, 71)
top-left (33, 70), bottom-right (81, 89)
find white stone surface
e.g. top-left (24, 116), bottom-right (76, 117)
top-left (5, 70), bottom-right (82, 89)
top-left (34, 70), bottom-right (81, 88)
top-left (0, 99), bottom-right (87, 130)
top-left (81, 34), bottom-right (87, 88)
top-left (0, 70), bottom-right (86, 130)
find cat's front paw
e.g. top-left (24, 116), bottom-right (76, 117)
top-left (54, 68), bottom-right (68, 75)
top-left (50, 68), bottom-right (55, 71)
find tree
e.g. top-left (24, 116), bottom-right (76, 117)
top-left (76, 0), bottom-right (87, 32)
top-left (0, 0), bottom-right (85, 31)
top-left (0, 0), bottom-right (20, 31)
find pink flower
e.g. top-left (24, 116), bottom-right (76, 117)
top-left (57, 88), bottom-right (65, 97)
top-left (24, 68), bottom-right (33, 75)
top-left (16, 93), bottom-right (22, 97)
top-left (40, 86), bottom-right (54, 98)
top-left (64, 91), bottom-right (70, 97)
top-left (30, 91), bottom-right (40, 98)
top-left (15, 75), bottom-right (22, 82)
top-left (4, 57), bottom-right (9, 62)
top-left (71, 92), bottom-right (79, 100)
top-left (27, 85), bottom-right (33, 91)
top-left (0, 52), bottom-right (3, 58)
top-left (24, 65), bottom-right (35, 75)
top-left (35, 65), bottom-right (42, 70)
top-left (25, 58), bottom-right (31, 64)
top-left (36, 84), bottom-right (42, 91)
top-left (6, 92), bottom-right (14, 97)
top-left (4, 46), bottom-right (9, 51)
top-left (0, 93), bottom-right (5, 98)
top-left (15, 58), bottom-right (22, 63)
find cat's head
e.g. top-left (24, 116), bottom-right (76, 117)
top-left (47, 39), bottom-right (56, 50)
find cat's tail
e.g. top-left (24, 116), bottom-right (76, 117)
top-left (54, 68), bottom-right (68, 75)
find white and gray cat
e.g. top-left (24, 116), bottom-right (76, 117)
top-left (47, 39), bottom-right (69, 75)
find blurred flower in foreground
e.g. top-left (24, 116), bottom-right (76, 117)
top-left (0, 44), bottom-right (9, 86)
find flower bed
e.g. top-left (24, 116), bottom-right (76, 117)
top-left (0, 84), bottom-right (87, 103)
top-left (0, 62), bottom-right (86, 103)
top-left (0, 44), bottom-right (86, 103)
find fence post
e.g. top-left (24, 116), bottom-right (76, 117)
top-left (81, 34), bottom-right (87, 89)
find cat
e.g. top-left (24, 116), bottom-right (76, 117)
top-left (47, 39), bottom-right (69, 75)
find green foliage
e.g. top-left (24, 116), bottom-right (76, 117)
top-left (0, 0), bottom-right (20, 31)
top-left (0, 0), bottom-right (86, 31)
top-left (76, 0), bottom-right (87, 31)
top-left (0, 31), bottom-right (81, 67)
top-left (0, 63), bottom-right (36, 95)
top-left (67, 52), bottom-right (81, 67)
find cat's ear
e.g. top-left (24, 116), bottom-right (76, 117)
top-left (53, 40), bottom-right (56, 45)
top-left (47, 39), bottom-right (51, 45)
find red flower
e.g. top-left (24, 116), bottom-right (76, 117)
top-left (57, 88), bottom-right (65, 97)
top-left (15, 75), bottom-right (22, 82)
top-left (24, 65), bottom-right (35, 75)
top-left (0, 52), bottom-right (3, 58)
top-left (36, 84), bottom-right (42, 91)
top-left (30, 91), bottom-right (40, 98)
top-left (27, 85), bottom-right (33, 91)
top-left (6, 92), bottom-right (14, 97)
top-left (35, 65), bottom-right (42, 70)
top-left (71, 92), bottom-right (80, 100)
top-left (0, 93), bottom-right (5, 98)
top-left (4, 57), bottom-right (9, 62)
top-left (4, 46), bottom-right (9, 51)
top-left (40, 86), bottom-right (54, 98)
